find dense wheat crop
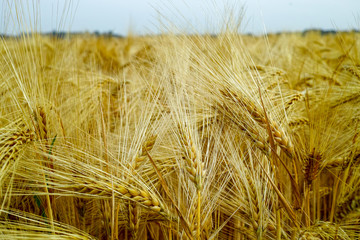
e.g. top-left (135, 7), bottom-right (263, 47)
top-left (1, 7), bottom-right (360, 239)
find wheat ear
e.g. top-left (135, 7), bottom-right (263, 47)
top-left (33, 106), bottom-right (56, 229)
top-left (74, 181), bottom-right (165, 214)
top-left (343, 64), bottom-right (360, 79)
top-left (284, 93), bottom-right (303, 111)
top-left (128, 135), bottom-right (157, 239)
top-left (303, 149), bottom-right (322, 184)
top-left (289, 118), bottom-right (309, 128)
top-left (331, 92), bottom-right (360, 108)
top-left (0, 128), bottom-right (35, 168)
top-left (36, 106), bottom-right (48, 143)
top-left (237, 123), bottom-right (270, 155)
top-left (221, 88), bottom-right (294, 157)
top-left (245, 171), bottom-right (261, 233)
top-left (336, 189), bottom-right (360, 220)
top-left (179, 128), bottom-right (204, 239)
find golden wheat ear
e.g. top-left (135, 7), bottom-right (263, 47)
top-left (219, 87), bottom-right (294, 158)
top-left (127, 135), bottom-right (157, 239)
top-left (0, 120), bottom-right (35, 208)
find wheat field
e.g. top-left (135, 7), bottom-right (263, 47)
top-left (1, 12), bottom-right (360, 239)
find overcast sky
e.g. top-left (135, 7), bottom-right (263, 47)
top-left (1, 0), bottom-right (359, 35)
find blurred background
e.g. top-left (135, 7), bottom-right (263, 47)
top-left (1, 0), bottom-right (359, 36)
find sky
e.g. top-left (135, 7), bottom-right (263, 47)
top-left (1, 0), bottom-right (359, 35)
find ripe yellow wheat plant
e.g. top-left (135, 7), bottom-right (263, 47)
top-left (1, 2), bottom-right (360, 240)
